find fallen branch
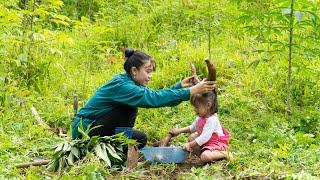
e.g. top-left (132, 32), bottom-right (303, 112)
top-left (15, 159), bottom-right (50, 168)
top-left (31, 106), bottom-right (67, 137)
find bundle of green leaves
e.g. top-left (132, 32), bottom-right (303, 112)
top-left (48, 124), bottom-right (135, 172)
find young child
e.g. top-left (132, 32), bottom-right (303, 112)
top-left (170, 92), bottom-right (231, 163)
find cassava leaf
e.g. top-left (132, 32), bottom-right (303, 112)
top-left (47, 159), bottom-right (58, 172)
top-left (282, 8), bottom-right (291, 16)
top-left (294, 11), bottom-right (303, 22)
top-left (62, 141), bottom-right (71, 152)
top-left (77, 120), bottom-right (90, 140)
top-left (100, 143), bottom-right (111, 167)
top-left (55, 142), bottom-right (64, 152)
top-left (67, 153), bottom-right (74, 165)
top-left (94, 143), bottom-right (111, 167)
top-left (58, 156), bottom-right (66, 172)
top-left (106, 143), bottom-right (122, 161)
top-left (71, 147), bottom-right (80, 158)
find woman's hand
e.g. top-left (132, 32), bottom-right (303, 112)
top-left (169, 128), bottom-right (181, 137)
top-left (181, 75), bottom-right (200, 88)
top-left (183, 143), bottom-right (192, 152)
top-left (189, 79), bottom-right (216, 95)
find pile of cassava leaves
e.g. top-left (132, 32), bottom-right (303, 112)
top-left (48, 125), bottom-right (134, 172)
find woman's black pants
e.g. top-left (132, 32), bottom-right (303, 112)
top-left (88, 106), bottom-right (147, 149)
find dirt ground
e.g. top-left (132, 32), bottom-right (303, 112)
top-left (110, 142), bottom-right (208, 179)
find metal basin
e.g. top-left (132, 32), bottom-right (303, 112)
top-left (140, 147), bottom-right (186, 163)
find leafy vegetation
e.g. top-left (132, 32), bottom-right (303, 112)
top-left (48, 124), bottom-right (133, 173)
top-left (0, 0), bottom-right (319, 179)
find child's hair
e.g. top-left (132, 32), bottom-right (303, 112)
top-left (124, 48), bottom-right (156, 75)
top-left (191, 92), bottom-right (218, 114)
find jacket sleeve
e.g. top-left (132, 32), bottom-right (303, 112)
top-left (112, 81), bottom-right (190, 108)
top-left (171, 81), bottom-right (182, 89)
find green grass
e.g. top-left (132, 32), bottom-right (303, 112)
top-left (0, 0), bottom-right (319, 179)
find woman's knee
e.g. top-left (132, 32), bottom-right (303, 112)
top-left (132, 129), bottom-right (147, 149)
top-left (138, 133), bottom-right (147, 148)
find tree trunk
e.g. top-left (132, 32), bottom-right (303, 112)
top-left (287, 0), bottom-right (295, 114)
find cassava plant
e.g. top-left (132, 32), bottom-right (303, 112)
top-left (237, 0), bottom-right (319, 114)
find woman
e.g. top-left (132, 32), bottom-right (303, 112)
top-left (72, 48), bottom-right (216, 149)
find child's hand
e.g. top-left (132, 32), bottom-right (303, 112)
top-left (183, 143), bottom-right (192, 152)
top-left (169, 128), bottom-right (180, 136)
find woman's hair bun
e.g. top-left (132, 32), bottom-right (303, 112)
top-left (124, 48), bottom-right (135, 58)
